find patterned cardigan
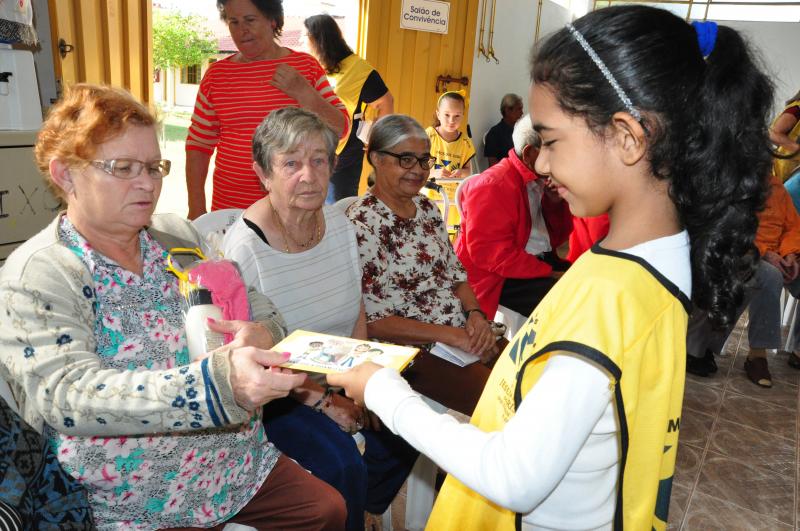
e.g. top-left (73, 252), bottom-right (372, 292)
top-left (0, 213), bottom-right (286, 436)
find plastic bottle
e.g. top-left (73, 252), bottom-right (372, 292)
top-left (185, 288), bottom-right (225, 361)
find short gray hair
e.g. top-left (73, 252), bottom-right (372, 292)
top-left (252, 107), bottom-right (338, 175)
top-left (500, 93), bottom-right (522, 116)
top-left (512, 114), bottom-right (541, 157)
top-left (366, 114), bottom-right (430, 167)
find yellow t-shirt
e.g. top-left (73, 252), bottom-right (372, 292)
top-left (426, 126), bottom-right (476, 172)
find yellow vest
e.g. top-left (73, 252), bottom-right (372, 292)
top-left (773, 100), bottom-right (800, 182)
top-left (426, 248), bottom-right (689, 531)
top-left (327, 54), bottom-right (375, 154)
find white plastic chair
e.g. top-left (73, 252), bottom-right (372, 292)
top-left (192, 208), bottom-right (244, 256)
top-left (454, 173), bottom-right (480, 220)
top-left (421, 181), bottom-right (450, 224)
top-left (333, 195), bottom-right (359, 214)
top-left (381, 396), bottom-right (448, 531)
top-left (781, 289), bottom-right (798, 351)
top-left (494, 305), bottom-right (528, 340)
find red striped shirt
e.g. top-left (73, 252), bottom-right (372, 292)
top-left (186, 50), bottom-right (349, 210)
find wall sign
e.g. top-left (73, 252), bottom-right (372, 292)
top-left (400, 0), bottom-right (450, 34)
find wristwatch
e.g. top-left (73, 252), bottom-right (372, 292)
top-left (463, 308), bottom-right (487, 320)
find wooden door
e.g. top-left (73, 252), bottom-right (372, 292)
top-left (47, 0), bottom-right (152, 103)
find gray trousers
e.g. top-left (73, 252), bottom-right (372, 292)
top-left (687, 260), bottom-right (800, 357)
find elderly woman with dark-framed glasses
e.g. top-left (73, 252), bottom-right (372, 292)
top-left (346, 114), bottom-right (498, 360)
top-left (0, 84), bottom-right (346, 530)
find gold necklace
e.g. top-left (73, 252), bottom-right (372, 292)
top-left (269, 199), bottom-right (321, 253)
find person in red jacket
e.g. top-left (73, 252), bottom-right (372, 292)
top-left (566, 214), bottom-right (610, 263)
top-left (454, 114), bottom-right (572, 318)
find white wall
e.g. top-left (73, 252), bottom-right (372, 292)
top-left (724, 20), bottom-right (800, 114)
top-left (468, 0), bottom-right (572, 172)
top-left (468, 7), bottom-right (800, 172)
top-left (175, 80), bottom-right (199, 107)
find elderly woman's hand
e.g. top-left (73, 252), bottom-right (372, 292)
top-left (208, 318), bottom-right (275, 350)
top-left (466, 311), bottom-right (497, 357)
top-left (270, 64), bottom-right (314, 102)
top-left (322, 393), bottom-right (371, 434)
top-left (228, 348), bottom-right (307, 411)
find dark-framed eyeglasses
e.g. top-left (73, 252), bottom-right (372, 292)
top-left (90, 158), bottom-right (172, 180)
top-left (377, 151), bottom-right (434, 170)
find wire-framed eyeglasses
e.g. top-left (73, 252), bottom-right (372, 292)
top-left (377, 151), bottom-right (434, 170)
top-left (90, 158), bottom-right (172, 180)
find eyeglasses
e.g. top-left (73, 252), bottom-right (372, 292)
top-left (377, 151), bottom-right (434, 170)
top-left (90, 158), bottom-right (172, 180)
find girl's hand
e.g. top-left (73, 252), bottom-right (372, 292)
top-left (208, 318), bottom-right (275, 350)
top-left (270, 64), bottom-right (313, 101)
top-left (327, 362), bottom-right (384, 406)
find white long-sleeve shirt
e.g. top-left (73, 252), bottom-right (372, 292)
top-left (365, 231), bottom-right (691, 530)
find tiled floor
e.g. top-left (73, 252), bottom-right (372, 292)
top-left (670, 318), bottom-right (800, 530)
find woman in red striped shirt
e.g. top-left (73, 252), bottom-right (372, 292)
top-left (186, 0), bottom-right (350, 218)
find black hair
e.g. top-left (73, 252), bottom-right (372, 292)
top-left (532, 5), bottom-right (773, 329)
top-left (433, 92), bottom-right (466, 128)
top-left (303, 14), bottom-right (353, 75)
top-left (217, 0), bottom-right (284, 37)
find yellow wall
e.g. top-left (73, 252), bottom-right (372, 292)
top-left (48, 0), bottom-right (152, 104)
top-left (359, 0), bottom-right (479, 127)
top-left (356, 0), bottom-right (479, 192)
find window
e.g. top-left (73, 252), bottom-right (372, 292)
top-left (180, 64), bottom-right (201, 85)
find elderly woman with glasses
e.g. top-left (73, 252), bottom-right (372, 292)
top-left (346, 114), bottom-right (497, 359)
top-left (0, 84), bottom-right (346, 530)
top-left (222, 107), bottom-right (418, 531)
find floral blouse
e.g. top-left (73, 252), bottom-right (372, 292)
top-left (50, 217), bottom-right (277, 530)
top-left (346, 192), bottom-right (467, 327)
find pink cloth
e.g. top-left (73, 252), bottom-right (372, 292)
top-left (186, 260), bottom-right (251, 343)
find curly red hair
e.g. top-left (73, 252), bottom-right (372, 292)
top-left (34, 84), bottom-right (157, 200)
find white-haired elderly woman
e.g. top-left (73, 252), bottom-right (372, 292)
top-left (346, 114), bottom-right (498, 359)
top-left (222, 107), bottom-right (418, 531)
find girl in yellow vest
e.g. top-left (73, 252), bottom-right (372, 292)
top-left (427, 91), bottom-right (476, 180)
top-left (330, 6), bottom-right (773, 530)
top-left (303, 14), bottom-right (394, 202)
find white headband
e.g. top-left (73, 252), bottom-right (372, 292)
top-left (566, 23), bottom-right (642, 122)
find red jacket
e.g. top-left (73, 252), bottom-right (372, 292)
top-left (566, 214), bottom-right (610, 263)
top-left (454, 149), bottom-right (573, 317)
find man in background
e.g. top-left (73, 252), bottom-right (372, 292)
top-left (456, 114), bottom-right (572, 318)
top-left (484, 93), bottom-right (524, 167)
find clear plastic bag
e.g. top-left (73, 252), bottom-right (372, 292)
top-left (166, 247), bottom-right (251, 360)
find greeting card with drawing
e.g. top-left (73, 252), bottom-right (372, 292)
top-left (275, 330), bottom-right (419, 374)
